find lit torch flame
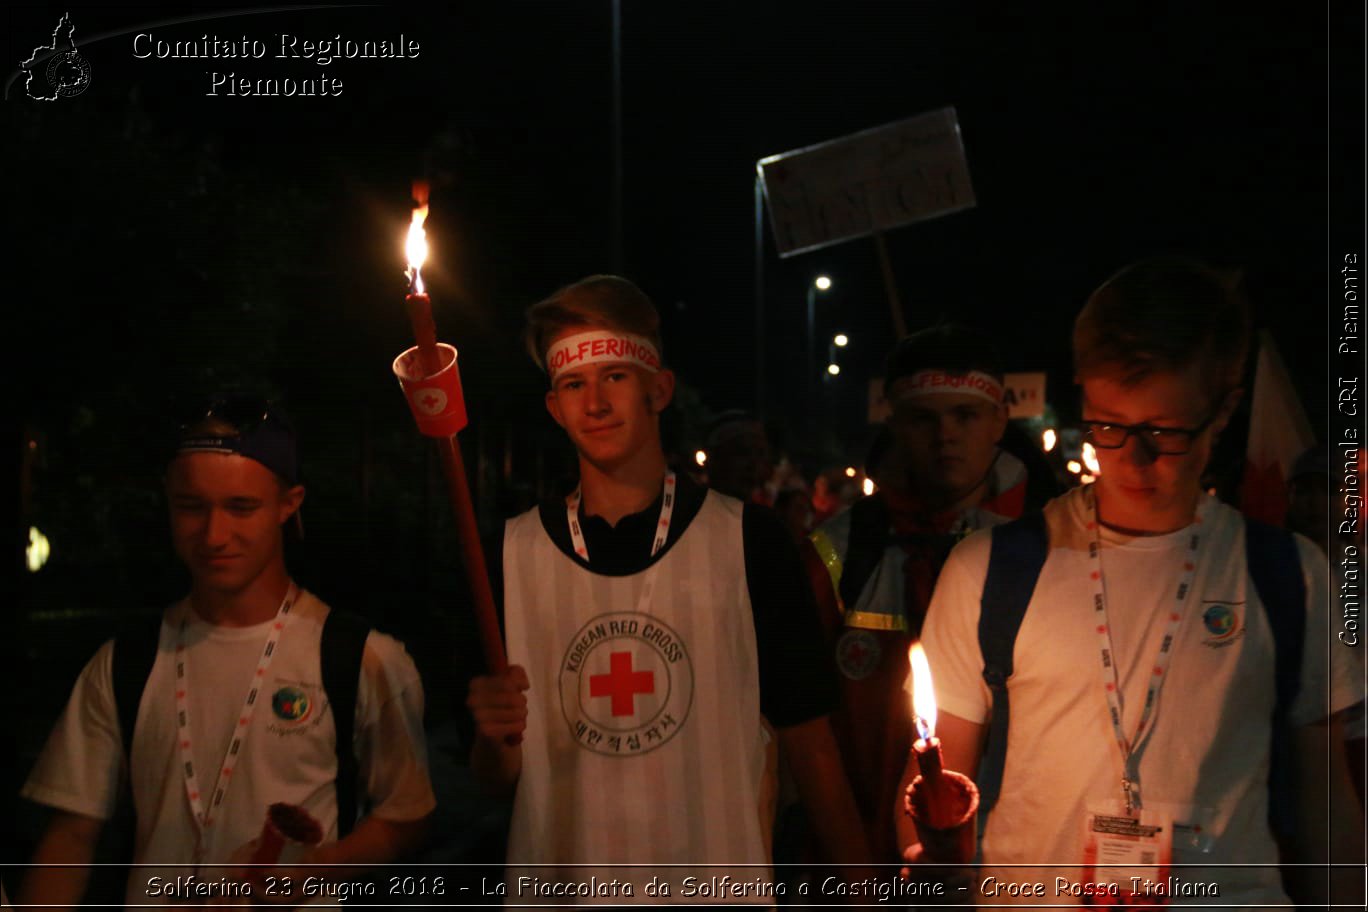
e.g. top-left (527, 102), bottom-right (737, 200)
top-left (405, 203), bottom-right (429, 295)
top-left (1081, 441), bottom-right (1101, 476)
top-left (910, 643), bottom-right (937, 741)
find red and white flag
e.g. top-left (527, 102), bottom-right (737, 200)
top-left (1240, 330), bottom-right (1316, 525)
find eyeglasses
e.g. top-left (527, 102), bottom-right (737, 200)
top-left (1081, 407), bottom-right (1221, 457)
top-left (178, 395), bottom-right (275, 436)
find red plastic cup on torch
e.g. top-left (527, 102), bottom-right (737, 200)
top-left (392, 183), bottom-right (510, 691)
top-left (905, 643), bottom-right (979, 863)
top-left (394, 343), bottom-right (469, 437)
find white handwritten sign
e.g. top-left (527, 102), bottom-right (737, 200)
top-left (758, 108), bottom-right (976, 257)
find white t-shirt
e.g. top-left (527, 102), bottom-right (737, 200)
top-left (922, 488), bottom-right (1362, 907)
top-left (502, 491), bottom-right (772, 902)
top-left (22, 590), bottom-right (436, 906)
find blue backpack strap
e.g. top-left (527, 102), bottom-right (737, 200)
top-left (111, 616), bottom-right (165, 763)
top-left (977, 511), bottom-right (1049, 815)
top-left (320, 609), bottom-right (371, 839)
top-left (1243, 518), bottom-right (1305, 840)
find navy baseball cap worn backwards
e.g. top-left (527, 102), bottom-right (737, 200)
top-left (175, 395), bottom-right (300, 485)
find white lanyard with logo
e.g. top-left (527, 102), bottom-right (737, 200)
top-left (567, 472), bottom-right (677, 610)
top-left (566, 471), bottom-right (677, 562)
top-left (1086, 488), bottom-right (1207, 813)
top-left (175, 583), bottom-right (298, 860)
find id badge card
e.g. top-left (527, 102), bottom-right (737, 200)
top-left (1080, 803), bottom-right (1173, 907)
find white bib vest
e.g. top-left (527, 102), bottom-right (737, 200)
top-left (503, 490), bottom-right (771, 901)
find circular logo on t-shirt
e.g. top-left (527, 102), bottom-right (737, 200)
top-left (1200, 602), bottom-right (1245, 649)
top-left (1202, 604), bottom-right (1237, 639)
top-left (836, 628), bottom-right (882, 680)
top-left (559, 612), bottom-right (693, 757)
top-left (271, 686), bottom-right (313, 723)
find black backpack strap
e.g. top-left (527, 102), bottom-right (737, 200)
top-left (1244, 519), bottom-right (1305, 840)
top-left (977, 511), bottom-right (1049, 814)
top-left (110, 616), bottom-right (165, 763)
top-left (838, 495), bottom-right (893, 612)
top-left (320, 609), bottom-right (371, 839)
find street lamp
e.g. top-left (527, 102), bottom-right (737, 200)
top-left (827, 363), bottom-right (841, 376)
top-left (807, 275), bottom-right (832, 392)
top-left (833, 333), bottom-right (848, 348)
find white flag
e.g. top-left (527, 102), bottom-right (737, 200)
top-left (1240, 330), bottom-right (1316, 524)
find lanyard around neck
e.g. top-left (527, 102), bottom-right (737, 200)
top-left (566, 471), bottom-right (677, 563)
top-left (175, 583), bottom-right (298, 841)
top-left (1086, 488), bottom-right (1207, 812)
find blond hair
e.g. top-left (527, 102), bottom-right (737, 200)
top-left (523, 275), bottom-right (664, 371)
top-left (1073, 256), bottom-right (1250, 397)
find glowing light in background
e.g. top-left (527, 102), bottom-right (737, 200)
top-left (27, 527), bottom-right (51, 573)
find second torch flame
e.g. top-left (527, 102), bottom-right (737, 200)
top-left (406, 203), bottom-right (429, 295)
top-left (910, 642), bottom-right (937, 741)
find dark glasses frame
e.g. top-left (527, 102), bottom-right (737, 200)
top-left (1080, 404), bottom-right (1222, 456)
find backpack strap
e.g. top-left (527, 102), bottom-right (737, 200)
top-left (110, 616), bottom-right (165, 763)
top-left (1243, 518), bottom-right (1305, 841)
top-left (839, 496), bottom-right (893, 613)
top-left (320, 609), bottom-right (371, 839)
top-left (977, 511), bottom-right (1049, 815)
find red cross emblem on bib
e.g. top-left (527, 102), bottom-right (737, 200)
top-left (560, 612), bottom-right (694, 757)
top-left (589, 651), bottom-right (655, 717)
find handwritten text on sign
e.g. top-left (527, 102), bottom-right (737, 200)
top-left (758, 108), bottom-right (976, 257)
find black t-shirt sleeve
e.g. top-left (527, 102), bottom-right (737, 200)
top-left (742, 502), bottom-right (839, 728)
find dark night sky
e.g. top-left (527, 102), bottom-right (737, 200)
top-left (6, 3), bottom-right (1344, 422)
top-left (5, 1), bottom-right (1356, 579)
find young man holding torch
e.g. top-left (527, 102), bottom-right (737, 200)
top-left (17, 397), bottom-right (436, 908)
top-left (897, 258), bottom-right (1364, 904)
top-left (801, 324), bottom-right (1056, 863)
top-left (466, 275), bottom-right (873, 895)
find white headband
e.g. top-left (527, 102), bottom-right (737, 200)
top-left (889, 369), bottom-right (1004, 406)
top-left (545, 330), bottom-right (661, 381)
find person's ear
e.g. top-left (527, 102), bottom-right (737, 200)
top-left (1211, 387), bottom-right (1244, 436)
top-left (278, 484), bottom-right (305, 525)
top-left (545, 389), bottom-right (567, 429)
top-left (649, 369), bottom-right (676, 414)
top-left (990, 402), bottom-right (1010, 443)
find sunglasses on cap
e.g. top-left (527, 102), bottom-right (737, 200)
top-left (175, 394), bottom-right (299, 486)
top-left (177, 394), bottom-right (280, 436)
